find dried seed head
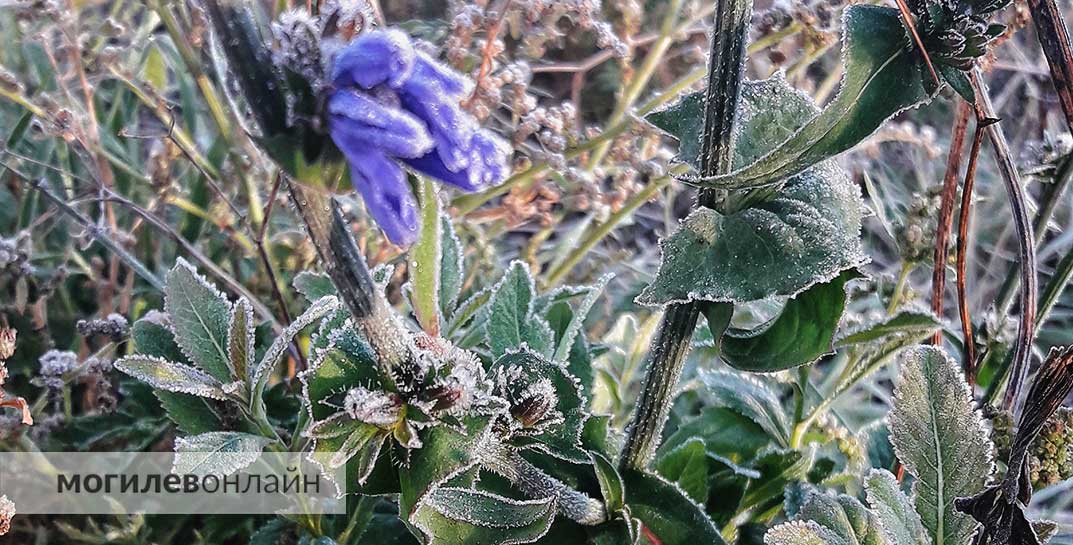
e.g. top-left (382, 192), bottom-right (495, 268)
top-left (0, 495), bottom-right (13, 537)
top-left (38, 350), bottom-right (77, 377)
top-left (0, 327), bottom-right (15, 361)
top-left (76, 313), bottom-right (129, 342)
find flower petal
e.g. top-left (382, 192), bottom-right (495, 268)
top-left (329, 90), bottom-right (433, 158)
top-left (398, 78), bottom-right (476, 172)
top-left (412, 52), bottom-right (472, 97)
top-left (404, 149), bottom-right (481, 191)
top-left (334, 144), bottom-right (419, 246)
top-left (331, 29), bottom-right (415, 89)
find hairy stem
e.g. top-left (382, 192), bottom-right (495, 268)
top-left (480, 441), bottom-right (607, 525)
top-left (286, 179), bottom-right (410, 370)
top-left (619, 0), bottom-right (752, 471)
top-left (969, 70), bottom-right (1037, 412)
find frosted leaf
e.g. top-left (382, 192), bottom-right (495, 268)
top-left (551, 274), bottom-right (611, 363)
top-left (114, 356), bottom-right (229, 400)
top-left (164, 258), bottom-right (234, 383)
top-left (227, 298), bottom-right (254, 382)
top-left (889, 346), bottom-right (994, 545)
top-left (412, 487), bottom-right (556, 545)
top-left (765, 520), bottom-right (842, 545)
top-left (637, 161), bottom-right (868, 306)
top-left (864, 469), bottom-right (929, 545)
top-left (251, 295), bottom-right (341, 398)
top-left (483, 261), bottom-right (555, 358)
top-left (172, 431), bottom-right (273, 476)
top-left (697, 369), bottom-right (791, 446)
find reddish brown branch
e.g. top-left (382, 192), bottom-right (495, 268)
top-left (894, 0), bottom-right (940, 88)
top-left (930, 101), bottom-right (973, 345)
top-left (956, 119), bottom-right (996, 385)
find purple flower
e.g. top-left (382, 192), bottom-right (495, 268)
top-left (328, 29), bottom-right (511, 245)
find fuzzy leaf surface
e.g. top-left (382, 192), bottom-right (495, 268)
top-left (165, 259), bottom-right (233, 382)
top-left (412, 487), bottom-right (556, 545)
top-left (889, 346), bottom-right (993, 545)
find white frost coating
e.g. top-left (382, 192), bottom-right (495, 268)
top-left (344, 387), bottom-right (401, 427)
top-left (888, 346), bottom-right (994, 545)
top-left (172, 432), bottom-right (272, 476)
top-left (114, 355), bottom-right (229, 400)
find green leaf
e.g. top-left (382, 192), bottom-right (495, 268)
top-left (299, 328), bottom-right (379, 422)
top-left (552, 275), bottom-right (610, 363)
top-left (440, 216), bottom-right (465, 318)
top-left (637, 161), bottom-right (867, 306)
top-left (864, 469), bottom-right (929, 545)
top-left (251, 295), bottom-right (339, 403)
top-left (142, 45), bottom-right (168, 91)
top-left (399, 417), bottom-right (493, 524)
top-left (491, 349), bottom-right (589, 463)
top-left (165, 259), bottom-right (234, 382)
top-left (114, 356), bottom-right (228, 400)
top-left (131, 319), bottom-right (223, 434)
top-left (740, 447), bottom-right (813, 512)
top-left (484, 261), bottom-right (555, 357)
top-left (654, 438), bottom-right (710, 504)
top-left (648, 74), bottom-right (818, 176)
top-left (591, 450), bottom-right (625, 513)
top-left (227, 299), bottom-right (254, 384)
top-left (889, 346), bottom-right (994, 545)
top-left (835, 309), bottom-right (941, 348)
top-left (718, 270), bottom-right (860, 372)
top-left (658, 407), bottom-right (772, 466)
top-left (411, 487), bottom-right (556, 545)
top-left (294, 272), bottom-right (336, 302)
top-left (787, 491), bottom-right (888, 545)
top-left (620, 469), bottom-right (728, 545)
top-left (409, 178), bottom-right (443, 335)
top-left (697, 369), bottom-right (791, 447)
top-left (691, 5), bottom-right (934, 190)
top-left (172, 431), bottom-right (274, 476)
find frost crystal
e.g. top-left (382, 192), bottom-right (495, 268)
top-left (38, 350), bottom-right (77, 377)
top-left (0, 495), bottom-right (13, 537)
top-left (344, 387), bottom-right (402, 427)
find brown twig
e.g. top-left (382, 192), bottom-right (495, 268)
top-left (893, 0), bottom-right (941, 89)
top-left (955, 118), bottom-right (996, 385)
top-left (464, 0), bottom-right (513, 109)
top-left (930, 101), bottom-right (972, 345)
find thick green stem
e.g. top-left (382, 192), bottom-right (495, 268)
top-left (619, 0), bottom-right (753, 471)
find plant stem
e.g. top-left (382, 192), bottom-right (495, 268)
top-left (1026, 0), bottom-right (1073, 132)
top-left (480, 440), bottom-right (606, 525)
top-left (929, 100), bottom-right (971, 345)
top-left (969, 69), bottom-right (1037, 412)
top-left (285, 179), bottom-right (409, 370)
top-left (619, 0), bottom-right (752, 472)
top-left (955, 121), bottom-right (990, 383)
top-left (887, 262), bottom-right (911, 316)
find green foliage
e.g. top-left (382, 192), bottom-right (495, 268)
top-left (677, 6), bottom-right (935, 191)
top-left (889, 346), bottom-right (994, 545)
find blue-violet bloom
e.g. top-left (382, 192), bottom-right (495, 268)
top-left (328, 29), bottom-right (510, 245)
